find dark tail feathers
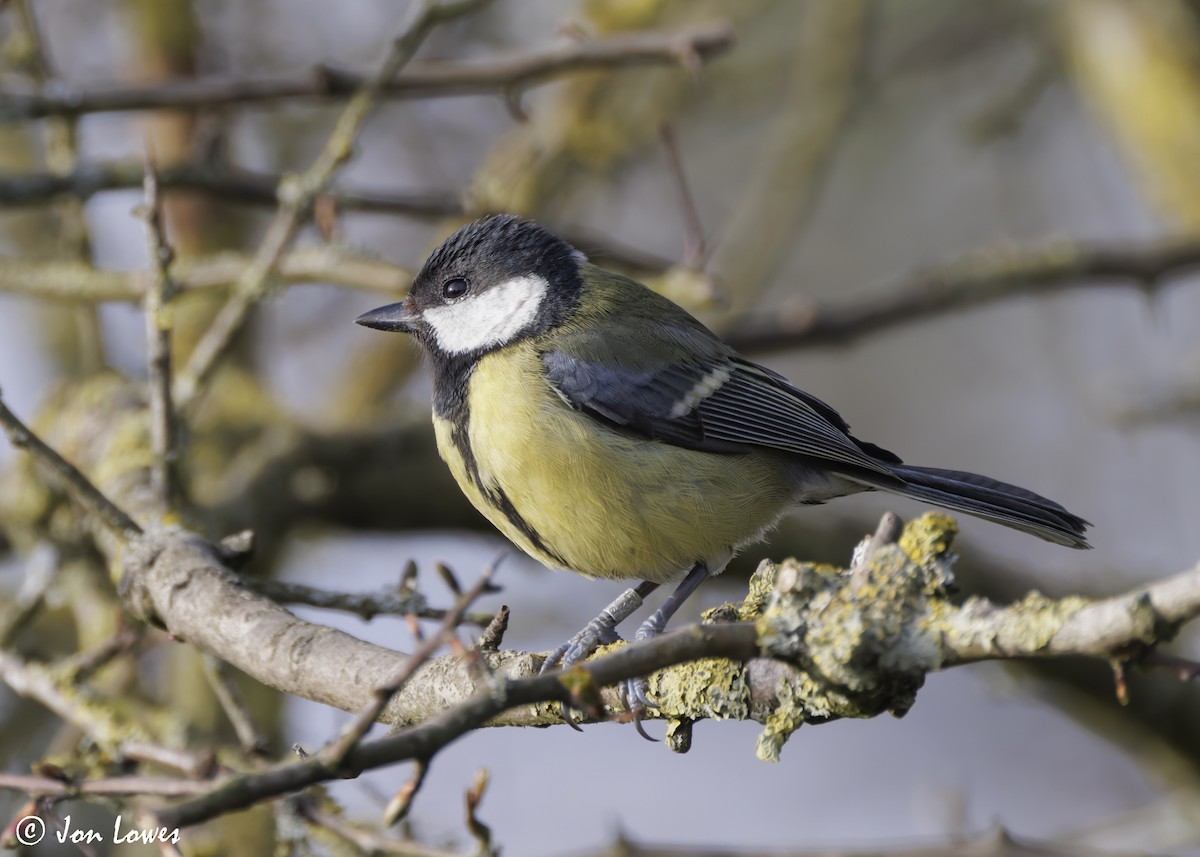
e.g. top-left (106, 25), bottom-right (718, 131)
top-left (888, 464), bottom-right (1091, 549)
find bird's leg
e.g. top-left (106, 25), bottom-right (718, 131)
top-left (541, 580), bottom-right (660, 673)
top-left (621, 562), bottom-right (710, 735)
top-left (541, 580), bottom-right (660, 731)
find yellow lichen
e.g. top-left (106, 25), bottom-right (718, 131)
top-left (899, 512), bottom-right (958, 567)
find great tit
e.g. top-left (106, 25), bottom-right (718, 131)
top-left (356, 214), bottom-right (1090, 720)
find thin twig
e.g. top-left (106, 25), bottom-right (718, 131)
top-left (320, 566), bottom-right (500, 769)
top-left (298, 798), bottom-right (461, 857)
top-left (464, 769), bottom-right (493, 856)
top-left (118, 742), bottom-right (217, 779)
top-left (0, 23), bottom-right (733, 120)
top-left (1145, 652), bottom-right (1200, 683)
top-left (0, 772), bottom-right (213, 799)
top-left (243, 577), bottom-right (494, 626)
top-left (0, 152), bottom-right (675, 276)
top-left (201, 653), bottom-right (270, 757)
top-left (0, 392), bottom-right (141, 539)
top-left (10, 0), bottom-right (104, 371)
top-left (383, 760), bottom-right (429, 826)
top-left (476, 605), bottom-right (509, 652)
top-left (60, 626), bottom-right (140, 684)
top-left (0, 160), bottom-right (463, 214)
top-left (0, 650), bottom-right (153, 749)
top-left (139, 147), bottom-right (183, 515)
top-left (0, 245), bottom-right (414, 301)
top-left (171, 0), bottom-right (493, 417)
top-left (659, 124), bottom-right (705, 268)
top-left (0, 543), bottom-right (59, 647)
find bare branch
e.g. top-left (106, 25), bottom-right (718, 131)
top-left (0, 246), bottom-right (413, 301)
top-left (0, 23), bottom-right (733, 120)
top-left (60, 626), bottom-right (141, 684)
top-left (725, 236), bottom-right (1200, 353)
top-left (659, 124), bottom-right (705, 268)
top-left (0, 159), bottom-right (463, 214)
top-left (139, 149), bottom-right (183, 516)
top-left (171, 0), bottom-right (493, 417)
top-left (200, 654), bottom-right (270, 757)
top-left (320, 567), bottom-right (499, 769)
top-left (0, 650), bottom-right (153, 750)
top-left (297, 798), bottom-right (461, 857)
top-left (383, 760), bottom-right (429, 826)
top-left (0, 543), bottom-right (58, 647)
top-left (463, 770), bottom-right (493, 856)
top-left (243, 577), bottom-right (494, 626)
top-left (0, 393), bottom-right (141, 540)
top-left (118, 742), bottom-right (216, 780)
top-left (573, 827), bottom-right (1146, 857)
top-left (0, 773), bottom-right (214, 800)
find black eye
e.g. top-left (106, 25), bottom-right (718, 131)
top-left (442, 277), bottom-right (470, 300)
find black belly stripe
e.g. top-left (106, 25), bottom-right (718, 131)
top-left (449, 419), bottom-right (571, 570)
top-left (432, 349), bottom-right (571, 569)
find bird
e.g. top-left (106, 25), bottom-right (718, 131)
top-left (355, 214), bottom-right (1090, 727)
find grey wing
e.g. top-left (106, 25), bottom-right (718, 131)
top-left (542, 345), bottom-right (902, 480)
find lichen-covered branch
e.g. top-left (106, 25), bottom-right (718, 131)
top-left (2, 372), bottom-right (1198, 828)
top-left (104, 512), bottom-right (1199, 827)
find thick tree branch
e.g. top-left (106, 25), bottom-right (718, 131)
top-left (0, 24), bottom-right (733, 120)
top-left (102, 512), bottom-right (1200, 827)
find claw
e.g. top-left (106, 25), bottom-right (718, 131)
top-left (619, 678), bottom-right (658, 742)
top-left (632, 711), bottom-right (657, 743)
top-left (561, 703), bottom-right (584, 732)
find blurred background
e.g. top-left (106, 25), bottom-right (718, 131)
top-left (1, 0), bottom-right (1199, 854)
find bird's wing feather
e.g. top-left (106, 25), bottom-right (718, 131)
top-left (541, 323), bottom-right (899, 478)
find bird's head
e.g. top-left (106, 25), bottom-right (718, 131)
top-left (355, 214), bottom-right (585, 358)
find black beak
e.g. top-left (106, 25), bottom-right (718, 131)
top-left (355, 300), bottom-right (417, 333)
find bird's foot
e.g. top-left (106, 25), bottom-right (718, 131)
top-left (541, 613), bottom-right (625, 731)
top-left (540, 614), bottom-right (623, 674)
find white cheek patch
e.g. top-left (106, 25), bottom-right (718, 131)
top-left (422, 274), bottom-right (548, 355)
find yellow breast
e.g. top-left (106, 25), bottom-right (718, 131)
top-left (432, 343), bottom-right (798, 583)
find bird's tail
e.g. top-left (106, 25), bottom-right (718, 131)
top-left (887, 464), bottom-right (1091, 549)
